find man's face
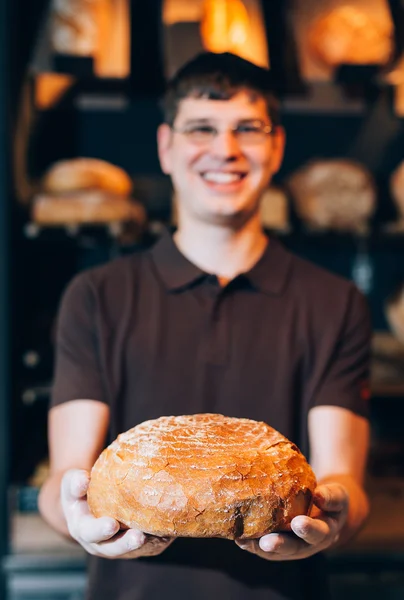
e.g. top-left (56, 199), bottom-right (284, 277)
top-left (157, 91), bottom-right (285, 227)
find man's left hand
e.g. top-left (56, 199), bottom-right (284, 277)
top-left (235, 483), bottom-right (349, 561)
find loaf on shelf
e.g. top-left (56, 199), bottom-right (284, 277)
top-left (371, 331), bottom-right (404, 390)
top-left (260, 186), bottom-right (289, 231)
top-left (285, 159), bottom-right (377, 233)
top-left (307, 5), bottom-right (394, 68)
top-left (50, 0), bottom-right (131, 77)
top-left (32, 158), bottom-right (146, 227)
top-left (42, 157), bottom-right (133, 195)
top-left (385, 283), bottom-right (404, 346)
top-left (390, 161), bottom-right (404, 221)
top-left (50, 0), bottom-right (101, 57)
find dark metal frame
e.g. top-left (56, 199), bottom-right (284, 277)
top-left (0, 0), bottom-right (11, 596)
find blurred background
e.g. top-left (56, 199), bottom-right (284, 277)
top-left (1, 0), bottom-right (404, 598)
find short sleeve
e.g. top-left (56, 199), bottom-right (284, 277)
top-left (309, 286), bottom-right (372, 418)
top-left (51, 273), bottom-right (108, 407)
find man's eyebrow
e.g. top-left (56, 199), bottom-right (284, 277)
top-left (237, 118), bottom-right (268, 125)
top-left (182, 118), bottom-right (212, 125)
top-left (182, 118), bottom-right (269, 126)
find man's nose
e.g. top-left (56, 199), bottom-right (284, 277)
top-left (210, 129), bottom-right (241, 158)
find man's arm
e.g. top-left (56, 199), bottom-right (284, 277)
top-left (38, 399), bottom-right (110, 538)
top-left (308, 404), bottom-right (370, 546)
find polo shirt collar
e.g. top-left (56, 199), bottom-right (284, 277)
top-left (150, 228), bottom-right (292, 295)
top-left (246, 237), bottom-right (293, 295)
top-left (150, 229), bottom-right (206, 291)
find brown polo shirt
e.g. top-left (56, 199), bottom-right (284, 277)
top-left (52, 229), bottom-right (371, 600)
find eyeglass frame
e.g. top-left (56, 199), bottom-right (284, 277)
top-left (170, 119), bottom-right (276, 145)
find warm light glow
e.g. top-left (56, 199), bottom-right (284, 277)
top-left (35, 74), bottom-right (75, 110)
top-left (163, 0), bottom-right (269, 73)
top-left (201, 0), bottom-right (250, 55)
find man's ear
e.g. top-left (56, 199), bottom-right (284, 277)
top-left (157, 124), bottom-right (173, 175)
top-left (270, 126), bottom-right (286, 175)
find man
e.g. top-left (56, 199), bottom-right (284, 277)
top-left (38, 52), bottom-right (371, 600)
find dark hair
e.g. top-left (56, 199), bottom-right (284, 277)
top-left (161, 52), bottom-right (280, 127)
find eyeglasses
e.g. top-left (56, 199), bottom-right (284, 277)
top-left (171, 120), bottom-right (274, 146)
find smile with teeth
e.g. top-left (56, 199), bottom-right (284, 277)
top-left (201, 172), bottom-right (246, 184)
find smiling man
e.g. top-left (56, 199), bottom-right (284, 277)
top-left (39, 52), bottom-right (371, 600)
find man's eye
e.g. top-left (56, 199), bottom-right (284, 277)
top-left (237, 125), bottom-right (261, 133)
top-left (189, 126), bottom-right (215, 135)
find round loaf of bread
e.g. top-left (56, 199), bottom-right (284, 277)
top-left (390, 161), bottom-right (404, 220)
top-left (286, 159), bottom-right (376, 233)
top-left (87, 414), bottom-right (317, 540)
top-left (385, 283), bottom-right (404, 345)
top-left (42, 158), bottom-right (133, 195)
top-left (308, 6), bottom-right (393, 67)
top-left (51, 0), bottom-right (100, 56)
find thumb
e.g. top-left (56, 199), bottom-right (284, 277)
top-left (313, 483), bottom-right (349, 513)
top-left (61, 469), bottom-right (90, 505)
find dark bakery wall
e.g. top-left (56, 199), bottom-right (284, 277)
top-left (2, 1), bottom-right (404, 599)
top-left (9, 0), bottom-right (50, 118)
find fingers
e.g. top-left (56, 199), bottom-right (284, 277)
top-left (235, 538), bottom-right (258, 554)
top-left (291, 515), bottom-right (339, 546)
top-left (236, 514), bottom-right (340, 561)
top-left (236, 484), bottom-right (349, 561)
top-left (313, 484), bottom-right (349, 513)
top-left (91, 529), bottom-right (146, 558)
top-left (92, 532), bottom-right (174, 560)
top-left (236, 534), bottom-right (303, 561)
top-left (258, 532), bottom-right (303, 556)
top-left (60, 469), bottom-right (175, 559)
top-left (76, 514), bottom-right (120, 544)
top-left (258, 514), bottom-right (338, 554)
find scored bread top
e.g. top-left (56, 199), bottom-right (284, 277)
top-left (87, 414), bottom-right (316, 539)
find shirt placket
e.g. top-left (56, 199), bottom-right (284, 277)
top-left (204, 276), bottom-right (229, 366)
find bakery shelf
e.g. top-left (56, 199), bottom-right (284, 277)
top-left (282, 81), bottom-right (368, 115)
top-left (16, 375), bottom-right (404, 403)
top-left (32, 73), bottom-right (135, 114)
top-left (21, 222), bottom-right (404, 246)
top-left (371, 332), bottom-right (404, 397)
top-left (273, 228), bottom-right (404, 256)
top-left (371, 382), bottom-right (404, 397)
top-left (22, 222), bottom-right (156, 253)
top-left (20, 384), bottom-right (52, 407)
top-left (335, 65), bottom-right (383, 85)
top-left (5, 510), bottom-right (85, 569)
top-left (24, 221), bottom-right (128, 241)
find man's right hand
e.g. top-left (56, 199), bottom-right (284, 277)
top-left (61, 469), bottom-right (175, 559)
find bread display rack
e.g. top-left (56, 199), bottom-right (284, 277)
top-left (1, 0), bottom-right (404, 598)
